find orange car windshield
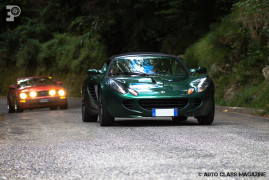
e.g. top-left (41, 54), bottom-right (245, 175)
top-left (17, 77), bottom-right (55, 88)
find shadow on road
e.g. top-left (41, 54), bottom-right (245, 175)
top-left (113, 120), bottom-right (199, 127)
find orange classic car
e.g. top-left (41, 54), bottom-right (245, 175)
top-left (7, 76), bottom-right (68, 112)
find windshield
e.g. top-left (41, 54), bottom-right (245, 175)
top-left (17, 77), bottom-right (56, 88)
top-left (109, 56), bottom-right (188, 76)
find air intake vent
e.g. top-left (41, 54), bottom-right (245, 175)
top-left (123, 100), bottom-right (134, 110)
top-left (139, 98), bottom-right (188, 110)
top-left (193, 99), bottom-right (202, 108)
top-left (88, 85), bottom-right (97, 101)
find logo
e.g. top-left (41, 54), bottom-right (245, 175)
top-left (6, 5), bottom-right (21, 22)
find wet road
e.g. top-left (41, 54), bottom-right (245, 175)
top-left (0, 98), bottom-right (268, 179)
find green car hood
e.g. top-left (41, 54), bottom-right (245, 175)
top-left (114, 75), bottom-right (204, 96)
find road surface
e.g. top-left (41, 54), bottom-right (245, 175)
top-left (0, 98), bottom-right (268, 179)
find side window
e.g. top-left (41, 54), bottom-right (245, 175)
top-left (172, 60), bottom-right (188, 76)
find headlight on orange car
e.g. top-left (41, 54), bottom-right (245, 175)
top-left (20, 93), bottom-right (27, 99)
top-left (49, 90), bottom-right (56, 96)
top-left (58, 90), bottom-right (65, 96)
top-left (29, 91), bottom-right (37, 98)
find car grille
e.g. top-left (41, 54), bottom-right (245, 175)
top-left (37, 91), bottom-right (49, 97)
top-left (88, 85), bottom-right (97, 101)
top-left (138, 98), bottom-right (188, 110)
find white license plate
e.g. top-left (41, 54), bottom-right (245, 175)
top-left (152, 108), bottom-right (178, 117)
top-left (39, 99), bottom-right (49, 103)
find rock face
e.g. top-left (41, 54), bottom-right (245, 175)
top-left (262, 66), bottom-right (269, 81)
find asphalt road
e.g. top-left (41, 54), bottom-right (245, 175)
top-left (0, 98), bottom-right (268, 179)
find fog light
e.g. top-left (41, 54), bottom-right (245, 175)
top-left (58, 90), bottom-right (65, 96)
top-left (30, 91), bottom-right (37, 98)
top-left (188, 88), bottom-right (195, 95)
top-left (20, 93), bottom-right (27, 99)
top-left (49, 90), bottom-right (56, 96)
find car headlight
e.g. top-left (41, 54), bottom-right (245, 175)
top-left (49, 90), bottom-right (56, 96)
top-left (197, 77), bottom-right (210, 92)
top-left (58, 90), bottom-right (65, 96)
top-left (20, 93), bottom-right (27, 99)
top-left (29, 91), bottom-right (37, 98)
top-left (106, 78), bottom-right (127, 94)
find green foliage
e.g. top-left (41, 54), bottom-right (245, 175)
top-left (184, 0), bottom-right (269, 112)
top-left (38, 33), bottom-right (106, 74)
top-left (235, 0), bottom-right (269, 42)
top-left (16, 39), bottom-right (41, 68)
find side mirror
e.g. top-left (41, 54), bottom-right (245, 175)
top-left (197, 67), bottom-right (207, 74)
top-left (190, 67), bottom-right (207, 75)
top-left (189, 69), bottom-right (196, 74)
top-left (57, 81), bottom-right (63, 86)
top-left (87, 69), bottom-right (102, 75)
top-left (9, 85), bottom-right (16, 89)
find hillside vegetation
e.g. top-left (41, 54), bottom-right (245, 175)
top-left (184, 0), bottom-right (269, 113)
top-left (0, 0), bottom-right (268, 113)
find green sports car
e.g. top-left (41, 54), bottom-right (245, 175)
top-left (82, 52), bottom-right (214, 126)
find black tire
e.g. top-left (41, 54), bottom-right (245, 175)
top-left (7, 101), bottom-right (15, 113)
top-left (60, 102), bottom-right (68, 110)
top-left (98, 90), bottom-right (114, 126)
top-left (197, 103), bottom-right (215, 125)
top-left (172, 116), bottom-right (187, 122)
top-left (50, 106), bottom-right (58, 110)
top-left (82, 94), bottom-right (97, 122)
top-left (15, 100), bottom-right (23, 113)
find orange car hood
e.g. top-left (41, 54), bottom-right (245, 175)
top-left (19, 85), bottom-right (64, 92)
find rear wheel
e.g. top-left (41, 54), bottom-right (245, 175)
top-left (82, 93), bottom-right (97, 122)
top-left (98, 90), bottom-right (114, 126)
top-left (172, 116), bottom-right (187, 122)
top-left (197, 103), bottom-right (215, 125)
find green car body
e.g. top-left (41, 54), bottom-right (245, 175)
top-left (82, 53), bottom-right (215, 126)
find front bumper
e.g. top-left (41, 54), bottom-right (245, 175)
top-left (102, 85), bottom-right (214, 118)
top-left (18, 96), bottom-right (67, 110)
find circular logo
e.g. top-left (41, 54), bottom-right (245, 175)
top-left (11, 6), bottom-right (21, 17)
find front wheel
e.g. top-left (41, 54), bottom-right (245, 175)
top-left (50, 106), bottom-right (58, 110)
top-left (7, 101), bottom-right (15, 113)
top-left (14, 100), bottom-right (23, 113)
top-left (197, 103), bottom-right (215, 125)
top-left (60, 102), bottom-right (68, 110)
top-left (98, 90), bottom-right (114, 126)
top-left (82, 94), bottom-right (97, 122)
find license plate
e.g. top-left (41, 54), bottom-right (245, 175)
top-left (39, 99), bottom-right (49, 103)
top-left (152, 108), bottom-right (178, 117)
